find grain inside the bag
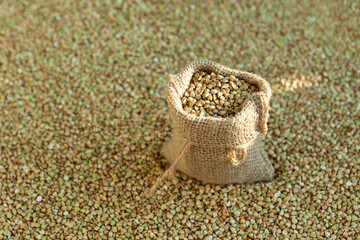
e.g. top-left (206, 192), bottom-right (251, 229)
top-left (182, 71), bottom-right (259, 118)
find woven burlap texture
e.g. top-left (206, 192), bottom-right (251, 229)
top-left (146, 60), bottom-right (274, 196)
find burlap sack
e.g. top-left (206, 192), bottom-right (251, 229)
top-left (146, 60), bottom-right (274, 196)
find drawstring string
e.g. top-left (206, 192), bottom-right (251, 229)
top-left (229, 148), bottom-right (247, 166)
top-left (145, 142), bottom-right (190, 197)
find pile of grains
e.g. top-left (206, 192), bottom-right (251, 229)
top-left (0, 0), bottom-right (359, 239)
top-left (182, 71), bottom-right (258, 118)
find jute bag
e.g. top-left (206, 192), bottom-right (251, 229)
top-left (146, 60), bottom-right (274, 196)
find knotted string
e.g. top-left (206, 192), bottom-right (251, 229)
top-left (229, 148), bottom-right (247, 166)
top-left (145, 142), bottom-right (190, 197)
